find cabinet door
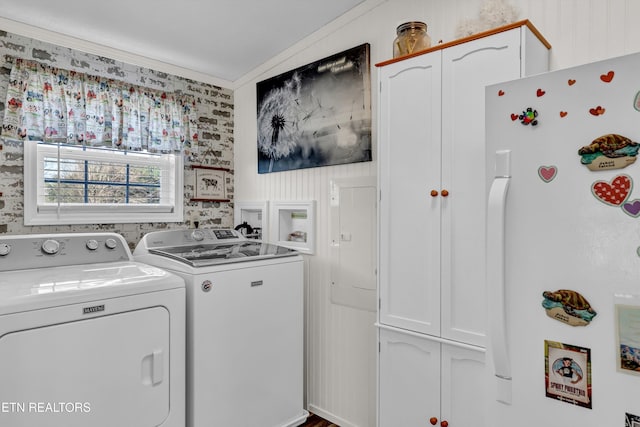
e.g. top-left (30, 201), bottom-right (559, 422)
top-left (378, 52), bottom-right (442, 335)
top-left (440, 344), bottom-right (486, 427)
top-left (378, 328), bottom-right (440, 427)
top-left (439, 28), bottom-right (523, 346)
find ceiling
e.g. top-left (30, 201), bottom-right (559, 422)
top-left (0, 0), bottom-right (367, 84)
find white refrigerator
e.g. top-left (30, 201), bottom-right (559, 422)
top-left (486, 52), bottom-right (640, 427)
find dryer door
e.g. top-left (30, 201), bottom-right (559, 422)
top-left (0, 306), bottom-right (170, 427)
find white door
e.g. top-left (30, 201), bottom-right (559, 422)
top-left (439, 28), bottom-right (523, 347)
top-left (329, 176), bottom-right (377, 312)
top-left (440, 343), bottom-right (486, 427)
top-left (0, 306), bottom-right (170, 427)
top-left (378, 328), bottom-right (440, 427)
top-left (378, 51), bottom-right (442, 336)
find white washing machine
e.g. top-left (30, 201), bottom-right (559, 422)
top-left (0, 232), bottom-right (185, 427)
top-left (134, 228), bottom-right (307, 427)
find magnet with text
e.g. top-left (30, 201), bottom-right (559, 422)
top-left (579, 134), bottom-right (639, 171)
top-left (542, 289), bottom-right (597, 326)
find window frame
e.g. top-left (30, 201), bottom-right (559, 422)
top-left (24, 141), bottom-right (184, 225)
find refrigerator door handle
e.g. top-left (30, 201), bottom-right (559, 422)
top-left (487, 149), bottom-right (512, 404)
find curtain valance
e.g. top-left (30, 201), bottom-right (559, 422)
top-left (1, 58), bottom-right (198, 153)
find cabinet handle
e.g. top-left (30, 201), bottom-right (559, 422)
top-left (430, 190), bottom-right (439, 197)
top-left (429, 417), bottom-right (448, 426)
top-left (441, 189), bottom-right (449, 197)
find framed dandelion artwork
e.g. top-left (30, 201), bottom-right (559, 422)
top-left (256, 43), bottom-right (372, 173)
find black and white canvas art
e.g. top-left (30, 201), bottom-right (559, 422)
top-left (256, 44), bottom-right (371, 173)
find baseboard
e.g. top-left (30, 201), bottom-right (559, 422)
top-left (307, 405), bottom-right (358, 427)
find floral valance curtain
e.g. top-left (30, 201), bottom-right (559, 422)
top-left (1, 58), bottom-right (198, 153)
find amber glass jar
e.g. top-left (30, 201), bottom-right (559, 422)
top-left (393, 21), bottom-right (431, 58)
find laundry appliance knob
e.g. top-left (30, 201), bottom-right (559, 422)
top-left (0, 243), bottom-right (11, 256)
top-left (41, 239), bottom-right (60, 255)
top-left (86, 239), bottom-right (99, 251)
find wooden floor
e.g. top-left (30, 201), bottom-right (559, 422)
top-left (300, 413), bottom-right (340, 427)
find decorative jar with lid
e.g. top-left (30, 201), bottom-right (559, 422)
top-left (393, 21), bottom-right (431, 58)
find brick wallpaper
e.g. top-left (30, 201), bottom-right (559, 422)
top-left (0, 30), bottom-right (234, 249)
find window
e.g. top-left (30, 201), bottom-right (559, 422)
top-left (24, 141), bottom-right (183, 225)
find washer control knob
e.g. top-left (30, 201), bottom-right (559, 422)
top-left (86, 239), bottom-right (99, 251)
top-left (192, 230), bottom-right (205, 241)
top-left (41, 239), bottom-right (60, 255)
top-left (0, 243), bottom-right (11, 256)
top-left (105, 238), bottom-right (118, 250)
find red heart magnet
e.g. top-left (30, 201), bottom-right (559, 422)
top-left (592, 174), bottom-right (632, 206)
top-left (600, 71), bottom-right (614, 83)
top-left (536, 88), bottom-right (546, 97)
top-left (538, 166), bottom-right (557, 183)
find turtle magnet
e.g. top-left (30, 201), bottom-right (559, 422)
top-left (578, 133), bottom-right (639, 171)
top-left (542, 289), bottom-right (597, 326)
top-left (519, 107), bottom-right (538, 126)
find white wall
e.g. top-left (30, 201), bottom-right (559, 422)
top-left (234, 1), bottom-right (640, 425)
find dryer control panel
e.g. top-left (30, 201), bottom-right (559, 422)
top-left (0, 232), bottom-right (132, 271)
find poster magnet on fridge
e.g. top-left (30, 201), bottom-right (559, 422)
top-left (544, 340), bottom-right (592, 409)
top-left (615, 298), bottom-right (640, 376)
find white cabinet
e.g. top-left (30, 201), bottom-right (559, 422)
top-left (379, 327), bottom-right (485, 427)
top-left (378, 21), bottom-right (550, 346)
top-left (377, 21), bottom-right (550, 427)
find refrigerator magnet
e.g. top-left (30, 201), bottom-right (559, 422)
top-left (634, 91), bottom-right (640, 111)
top-left (578, 134), bottom-right (640, 171)
top-left (591, 174), bottom-right (632, 207)
top-left (542, 289), bottom-right (597, 326)
top-left (615, 300), bottom-right (640, 376)
top-left (538, 166), bottom-right (557, 183)
top-left (622, 199), bottom-right (640, 218)
top-left (545, 340), bottom-right (592, 409)
top-left (518, 107), bottom-right (538, 126)
top-left (589, 105), bottom-right (606, 116)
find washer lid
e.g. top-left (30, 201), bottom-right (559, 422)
top-left (0, 261), bottom-right (184, 315)
top-left (148, 241), bottom-right (299, 267)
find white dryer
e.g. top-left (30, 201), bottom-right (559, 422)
top-left (134, 228), bottom-right (306, 427)
top-left (0, 232), bottom-right (185, 427)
